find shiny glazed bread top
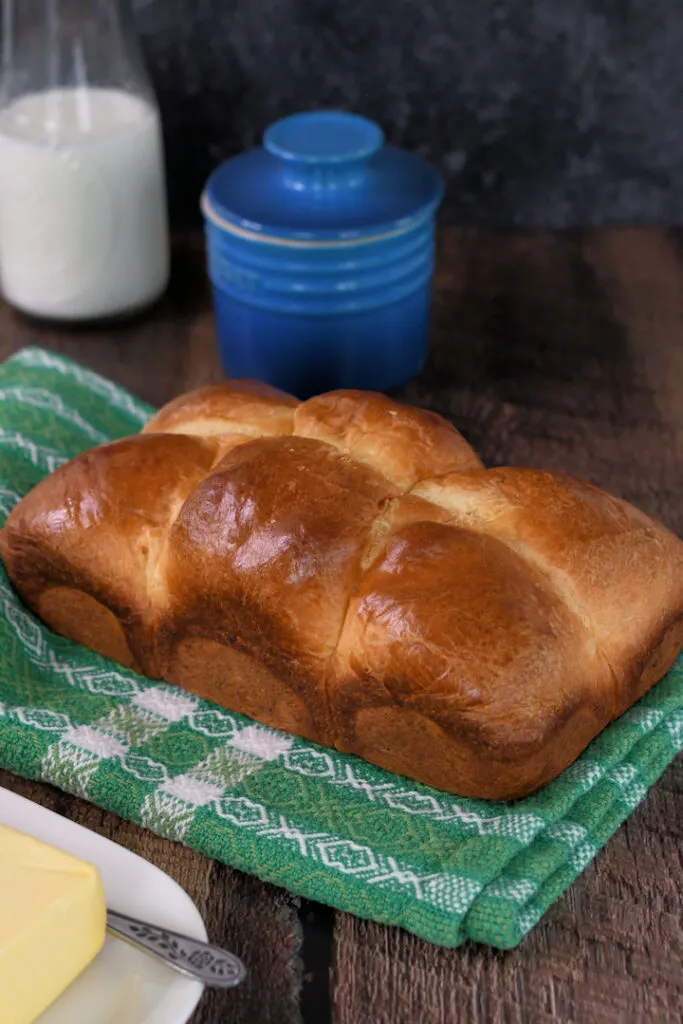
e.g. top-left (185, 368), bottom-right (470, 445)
top-left (2, 381), bottom-right (682, 800)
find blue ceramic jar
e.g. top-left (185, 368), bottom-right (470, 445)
top-left (201, 111), bottom-right (444, 398)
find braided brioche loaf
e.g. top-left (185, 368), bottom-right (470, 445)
top-left (2, 381), bottom-right (683, 799)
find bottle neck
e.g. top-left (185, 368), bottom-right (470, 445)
top-left (1, 0), bottom-right (152, 107)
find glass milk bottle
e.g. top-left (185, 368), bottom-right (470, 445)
top-left (0, 0), bottom-right (170, 321)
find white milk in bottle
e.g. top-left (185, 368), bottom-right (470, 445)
top-left (0, 87), bottom-right (170, 320)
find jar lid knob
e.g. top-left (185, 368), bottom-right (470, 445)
top-left (263, 111), bottom-right (384, 189)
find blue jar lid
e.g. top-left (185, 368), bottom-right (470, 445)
top-left (202, 111), bottom-right (444, 242)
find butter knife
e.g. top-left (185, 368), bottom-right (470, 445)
top-left (106, 909), bottom-right (246, 988)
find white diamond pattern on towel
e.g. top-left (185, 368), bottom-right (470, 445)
top-left (41, 741), bottom-right (102, 799)
top-left (318, 839), bottom-right (378, 875)
top-left (60, 664), bottom-right (141, 698)
top-left (122, 752), bottom-right (169, 785)
top-left (133, 687), bottom-right (198, 722)
top-left (0, 386), bottom-right (110, 444)
top-left (4, 601), bottom-right (44, 655)
top-left (187, 708), bottom-right (242, 741)
top-left (284, 747), bottom-right (338, 780)
top-left (0, 429), bottom-right (67, 472)
top-left (129, 755), bottom-right (486, 914)
top-left (0, 486), bottom-right (20, 516)
top-left (10, 347), bottom-right (150, 426)
top-left (33, 698), bottom-right (183, 801)
top-left (192, 745), bottom-right (265, 789)
top-left (216, 795), bottom-right (271, 828)
top-left (11, 707), bottom-right (71, 732)
top-left (141, 792), bottom-right (197, 842)
top-left (282, 744), bottom-right (545, 841)
top-left (10, 344), bottom-right (150, 423)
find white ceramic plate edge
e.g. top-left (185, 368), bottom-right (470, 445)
top-left (0, 786), bottom-right (206, 1024)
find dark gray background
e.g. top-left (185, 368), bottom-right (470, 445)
top-left (130, 0), bottom-right (683, 228)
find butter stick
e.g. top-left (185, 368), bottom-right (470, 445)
top-left (0, 824), bottom-right (106, 1024)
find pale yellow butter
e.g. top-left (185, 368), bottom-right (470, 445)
top-left (0, 824), bottom-right (106, 1024)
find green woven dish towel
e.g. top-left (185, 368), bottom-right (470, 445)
top-left (0, 346), bottom-right (681, 950)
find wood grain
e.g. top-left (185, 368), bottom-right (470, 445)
top-left (0, 228), bottom-right (681, 1023)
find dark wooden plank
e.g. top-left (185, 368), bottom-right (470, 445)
top-left (299, 901), bottom-right (335, 1022)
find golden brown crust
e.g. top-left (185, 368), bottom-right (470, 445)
top-left (633, 615), bottom-right (683, 705)
top-left (143, 380), bottom-right (298, 439)
top-left (157, 435), bottom-right (396, 744)
top-left (36, 588), bottom-right (139, 671)
top-left (333, 704), bottom-right (606, 801)
top-left (294, 390), bottom-right (483, 489)
top-left (2, 383), bottom-right (682, 800)
top-left (330, 510), bottom-right (613, 798)
top-left (0, 433), bottom-right (219, 675)
top-left (164, 637), bottom-right (318, 738)
top-left (412, 468), bottom-right (683, 711)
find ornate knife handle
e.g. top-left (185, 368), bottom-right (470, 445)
top-left (106, 909), bottom-right (246, 989)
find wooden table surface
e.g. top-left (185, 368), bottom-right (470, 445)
top-left (1, 228), bottom-right (681, 1023)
